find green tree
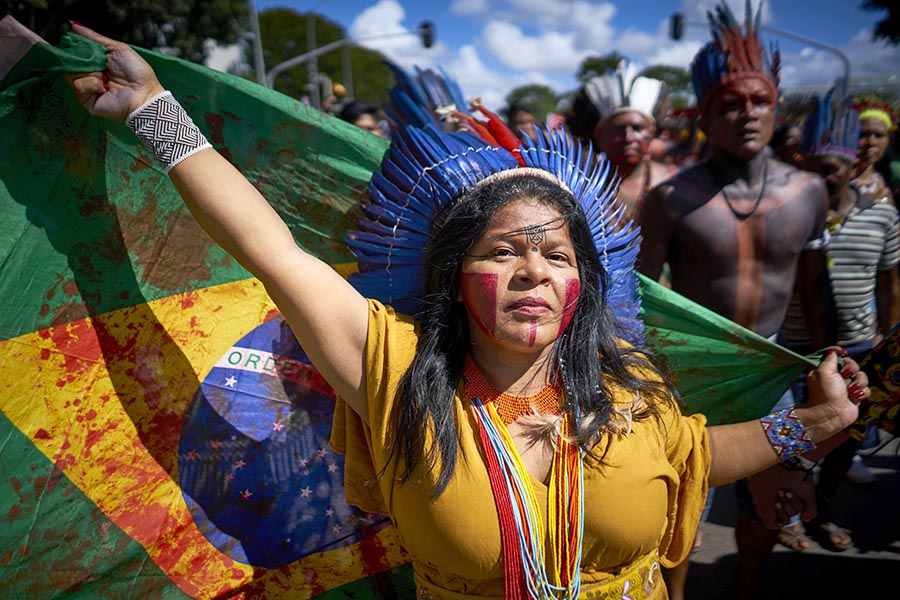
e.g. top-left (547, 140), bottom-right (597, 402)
top-left (861, 0), bottom-right (900, 45)
top-left (504, 84), bottom-right (562, 122)
top-left (1, 0), bottom-right (248, 63)
top-left (577, 52), bottom-right (626, 81)
top-left (259, 9), bottom-right (394, 108)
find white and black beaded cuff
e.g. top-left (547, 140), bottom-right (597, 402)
top-left (125, 91), bottom-right (212, 173)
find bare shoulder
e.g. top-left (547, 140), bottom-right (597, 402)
top-left (646, 159), bottom-right (716, 210)
top-left (769, 158), bottom-right (826, 199)
top-left (766, 159), bottom-right (827, 233)
top-left (649, 159), bottom-right (680, 185)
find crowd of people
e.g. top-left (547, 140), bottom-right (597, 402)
top-left (57, 0), bottom-right (900, 597)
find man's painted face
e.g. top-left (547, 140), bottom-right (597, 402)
top-left (593, 110), bottom-right (655, 169)
top-left (460, 198), bottom-right (580, 353)
top-left (703, 78), bottom-right (777, 158)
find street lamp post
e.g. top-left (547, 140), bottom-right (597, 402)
top-left (669, 13), bottom-right (852, 98)
top-left (265, 21), bottom-right (436, 94)
top-left (247, 0), bottom-right (267, 86)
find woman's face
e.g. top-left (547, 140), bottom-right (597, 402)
top-left (857, 117), bottom-right (890, 168)
top-left (459, 198), bottom-right (581, 355)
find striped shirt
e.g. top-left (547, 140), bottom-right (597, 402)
top-left (780, 192), bottom-right (900, 348)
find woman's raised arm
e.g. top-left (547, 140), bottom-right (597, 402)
top-left (67, 24), bottom-right (371, 420)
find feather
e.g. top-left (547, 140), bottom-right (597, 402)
top-left (692, 1), bottom-right (777, 107)
top-left (348, 61), bottom-right (645, 333)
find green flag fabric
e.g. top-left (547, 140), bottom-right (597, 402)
top-left (639, 274), bottom-right (817, 423)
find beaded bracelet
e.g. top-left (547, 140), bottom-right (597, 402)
top-left (125, 91), bottom-right (212, 173)
top-left (760, 407), bottom-right (816, 462)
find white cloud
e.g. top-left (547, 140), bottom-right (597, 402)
top-left (776, 27), bottom-right (900, 93)
top-left (845, 28), bottom-right (900, 80)
top-left (449, 0), bottom-right (490, 16)
top-left (444, 45), bottom-right (516, 109)
top-left (482, 21), bottom-right (588, 72)
top-left (349, 0), bottom-right (406, 39)
top-left (679, 0), bottom-right (772, 28)
top-left (568, 2), bottom-right (617, 50)
top-left (204, 42), bottom-right (245, 74)
top-left (644, 39), bottom-right (703, 70)
top-left (443, 45), bottom-right (565, 110)
top-left (348, 0), bottom-right (447, 70)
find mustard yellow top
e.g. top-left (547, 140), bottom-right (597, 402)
top-left (331, 300), bottom-right (711, 598)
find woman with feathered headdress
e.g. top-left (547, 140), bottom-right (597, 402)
top-left (63, 19), bottom-right (867, 600)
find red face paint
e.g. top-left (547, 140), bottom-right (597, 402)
top-left (557, 278), bottom-right (581, 337)
top-left (528, 321), bottom-right (537, 347)
top-left (461, 273), bottom-right (498, 338)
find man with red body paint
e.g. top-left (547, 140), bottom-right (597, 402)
top-left (637, 7), bottom-right (836, 600)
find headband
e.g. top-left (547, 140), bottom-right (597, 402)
top-left (859, 108), bottom-right (895, 132)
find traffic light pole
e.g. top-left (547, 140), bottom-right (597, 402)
top-left (265, 22), bottom-right (435, 91)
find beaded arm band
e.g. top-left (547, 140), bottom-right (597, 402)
top-left (760, 407), bottom-right (816, 463)
top-left (125, 91), bottom-right (212, 173)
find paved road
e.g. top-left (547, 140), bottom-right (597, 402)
top-left (682, 435), bottom-right (900, 599)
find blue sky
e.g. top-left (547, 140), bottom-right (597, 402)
top-left (230, 0), bottom-right (900, 109)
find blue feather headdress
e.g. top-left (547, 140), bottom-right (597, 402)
top-left (802, 90), bottom-right (860, 162)
top-left (345, 66), bottom-right (644, 345)
top-left (691, 0), bottom-right (780, 114)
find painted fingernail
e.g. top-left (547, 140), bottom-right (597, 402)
top-left (775, 502), bottom-right (782, 510)
top-left (69, 20), bottom-right (83, 27)
top-left (785, 492), bottom-right (793, 499)
top-left (849, 382), bottom-right (860, 394)
top-left (852, 388), bottom-right (866, 400)
top-left (841, 367), bottom-right (853, 378)
top-left (101, 72), bottom-right (110, 91)
top-left (825, 349), bottom-right (834, 357)
top-left (838, 347), bottom-right (849, 357)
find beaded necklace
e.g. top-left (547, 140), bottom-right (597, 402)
top-left (464, 356), bottom-right (584, 599)
top-left (463, 357), bottom-right (561, 424)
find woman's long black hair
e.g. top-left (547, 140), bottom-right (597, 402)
top-left (389, 173), bottom-right (677, 494)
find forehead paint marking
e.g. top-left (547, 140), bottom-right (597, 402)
top-left (461, 273), bottom-right (498, 338)
top-left (523, 224), bottom-right (545, 245)
top-left (501, 216), bottom-right (567, 243)
top-left (558, 278), bottom-right (581, 337)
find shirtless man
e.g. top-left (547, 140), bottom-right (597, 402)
top-left (639, 80), bottom-right (833, 343)
top-left (638, 4), bottom-right (836, 598)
